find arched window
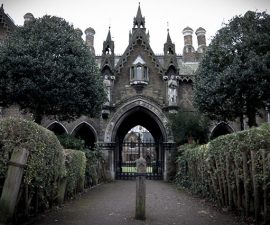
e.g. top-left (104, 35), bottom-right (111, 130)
top-left (130, 64), bottom-right (149, 85)
top-left (47, 122), bottom-right (67, 135)
top-left (210, 122), bottom-right (234, 140)
top-left (130, 55), bottom-right (149, 86)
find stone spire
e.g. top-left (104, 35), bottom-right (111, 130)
top-left (101, 27), bottom-right (115, 72)
top-left (133, 3), bottom-right (145, 29)
top-left (166, 29), bottom-right (172, 44)
top-left (164, 29), bottom-right (178, 76)
top-left (106, 27), bottom-right (112, 42)
top-left (102, 27), bottom-right (114, 56)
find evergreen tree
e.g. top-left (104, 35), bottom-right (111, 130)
top-left (169, 111), bottom-right (210, 145)
top-left (0, 15), bottom-right (105, 123)
top-left (194, 11), bottom-right (270, 127)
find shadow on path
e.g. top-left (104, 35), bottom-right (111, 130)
top-left (34, 180), bottom-right (245, 225)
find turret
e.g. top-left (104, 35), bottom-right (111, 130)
top-left (75, 28), bottom-right (83, 38)
top-left (195, 27), bottom-right (206, 53)
top-left (84, 27), bottom-right (95, 55)
top-left (23, 13), bottom-right (34, 25)
top-left (101, 27), bottom-right (115, 119)
top-left (182, 26), bottom-right (193, 46)
top-left (163, 29), bottom-right (178, 76)
top-left (101, 27), bottom-right (115, 72)
top-left (182, 26), bottom-right (195, 62)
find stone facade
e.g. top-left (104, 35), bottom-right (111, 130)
top-left (2, 4), bottom-right (267, 180)
top-left (0, 4), bottom-right (16, 43)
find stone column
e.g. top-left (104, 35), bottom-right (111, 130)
top-left (97, 142), bottom-right (115, 180)
top-left (135, 156), bottom-right (146, 220)
top-left (163, 142), bottom-right (176, 181)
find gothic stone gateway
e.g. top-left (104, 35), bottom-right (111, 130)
top-left (0, 4), bottom-right (212, 180)
top-left (37, 5), bottom-right (205, 180)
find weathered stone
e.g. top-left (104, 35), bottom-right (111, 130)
top-left (135, 157), bottom-right (146, 220)
top-left (0, 148), bottom-right (29, 224)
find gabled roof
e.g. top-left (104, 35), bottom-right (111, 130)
top-left (115, 33), bottom-right (163, 75)
top-left (115, 4), bottom-right (163, 75)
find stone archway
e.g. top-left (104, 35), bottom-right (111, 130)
top-left (210, 122), bottom-right (234, 140)
top-left (47, 121), bottom-right (68, 135)
top-left (102, 97), bottom-right (175, 180)
top-left (71, 122), bottom-right (98, 149)
top-left (104, 97), bottom-right (173, 143)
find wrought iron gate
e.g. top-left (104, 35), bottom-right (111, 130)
top-left (115, 138), bottom-right (163, 180)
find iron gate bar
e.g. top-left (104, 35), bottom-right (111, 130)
top-left (115, 140), bottom-right (164, 180)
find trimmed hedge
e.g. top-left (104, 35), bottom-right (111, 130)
top-left (0, 118), bottom-right (65, 211)
top-left (0, 118), bottom-right (89, 223)
top-left (175, 124), bottom-right (270, 223)
top-left (64, 149), bottom-right (86, 197)
top-left (57, 134), bottom-right (105, 187)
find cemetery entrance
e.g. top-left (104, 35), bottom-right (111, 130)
top-left (115, 135), bottom-right (164, 180)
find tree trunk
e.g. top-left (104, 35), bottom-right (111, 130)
top-left (240, 114), bottom-right (244, 130)
top-left (246, 107), bottom-right (257, 128)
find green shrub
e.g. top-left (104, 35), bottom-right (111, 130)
top-left (175, 123), bottom-right (270, 223)
top-left (64, 149), bottom-right (86, 197)
top-left (84, 147), bottom-right (105, 187)
top-left (56, 134), bottom-right (105, 187)
top-left (57, 134), bottom-right (85, 151)
top-left (169, 111), bottom-right (210, 145)
top-left (175, 144), bottom-right (211, 197)
top-left (0, 117), bottom-right (65, 212)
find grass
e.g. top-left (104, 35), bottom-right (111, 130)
top-left (121, 166), bottom-right (153, 173)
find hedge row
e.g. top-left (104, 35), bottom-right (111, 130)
top-left (64, 149), bottom-right (86, 197)
top-left (175, 123), bottom-right (270, 223)
top-left (0, 118), bottom-right (88, 223)
top-left (57, 134), bottom-right (106, 188)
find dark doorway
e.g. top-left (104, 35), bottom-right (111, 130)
top-left (114, 107), bottom-right (165, 180)
top-left (73, 122), bottom-right (96, 149)
top-left (47, 122), bottom-right (67, 135)
top-left (210, 122), bottom-right (234, 140)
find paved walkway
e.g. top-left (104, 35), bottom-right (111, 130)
top-left (34, 180), bottom-right (246, 225)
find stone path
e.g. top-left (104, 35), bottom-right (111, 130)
top-left (34, 180), bottom-right (247, 225)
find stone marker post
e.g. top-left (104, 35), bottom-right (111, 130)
top-left (135, 156), bottom-right (146, 220)
top-left (0, 148), bottom-right (29, 225)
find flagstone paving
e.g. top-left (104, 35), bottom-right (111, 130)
top-left (34, 180), bottom-right (248, 225)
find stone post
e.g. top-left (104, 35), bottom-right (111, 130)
top-left (135, 156), bottom-right (146, 220)
top-left (0, 148), bottom-right (29, 224)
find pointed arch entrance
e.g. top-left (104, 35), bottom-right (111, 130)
top-left (72, 122), bottom-right (97, 149)
top-left (103, 98), bottom-right (175, 180)
top-left (47, 121), bottom-right (67, 135)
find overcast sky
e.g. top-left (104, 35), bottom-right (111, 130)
top-left (2, 0), bottom-right (269, 55)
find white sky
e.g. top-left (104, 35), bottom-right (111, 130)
top-left (1, 0), bottom-right (269, 55)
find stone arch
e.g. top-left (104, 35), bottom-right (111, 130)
top-left (210, 122), bottom-right (234, 140)
top-left (104, 97), bottom-right (173, 143)
top-left (47, 121), bottom-right (68, 135)
top-left (71, 121), bottom-right (98, 148)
